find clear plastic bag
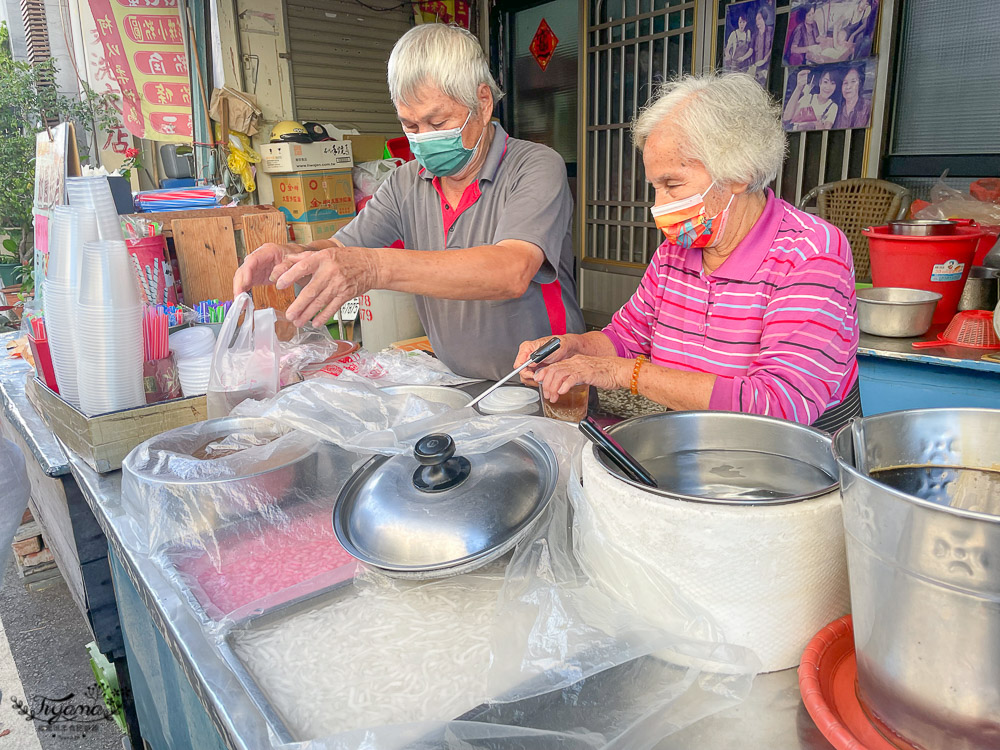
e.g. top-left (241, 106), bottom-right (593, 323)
top-left (914, 174), bottom-right (1000, 225)
top-left (122, 381), bottom-right (761, 748)
top-left (207, 293), bottom-right (280, 418)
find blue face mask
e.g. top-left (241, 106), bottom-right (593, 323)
top-left (406, 110), bottom-right (484, 177)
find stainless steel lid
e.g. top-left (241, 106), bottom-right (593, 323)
top-left (333, 432), bottom-right (557, 573)
top-left (887, 219), bottom-right (958, 236)
top-left (596, 412), bottom-right (838, 505)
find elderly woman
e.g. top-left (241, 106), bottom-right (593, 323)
top-left (517, 73), bottom-right (860, 433)
top-left (234, 24), bottom-right (584, 381)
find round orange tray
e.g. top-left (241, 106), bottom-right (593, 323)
top-left (798, 615), bottom-right (917, 750)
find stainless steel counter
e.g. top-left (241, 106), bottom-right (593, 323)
top-left (859, 326), bottom-right (1000, 373)
top-left (0, 331), bottom-right (69, 476)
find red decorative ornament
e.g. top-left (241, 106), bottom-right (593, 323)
top-left (529, 19), bottom-right (559, 71)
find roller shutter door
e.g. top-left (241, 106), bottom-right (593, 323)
top-left (287, 0), bottom-right (411, 138)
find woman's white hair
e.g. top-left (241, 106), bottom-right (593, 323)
top-left (632, 73), bottom-right (786, 192)
top-left (388, 24), bottom-right (504, 111)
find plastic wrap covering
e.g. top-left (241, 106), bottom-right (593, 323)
top-left (304, 348), bottom-right (481, 387)
top-left (121, 379), bottom-right (760, 748)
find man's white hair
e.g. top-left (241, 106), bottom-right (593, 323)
top-left (388, 24), bottom-right (504, 112)
top-left (632, 73), bottom-right (786, 192)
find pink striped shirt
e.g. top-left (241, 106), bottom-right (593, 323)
top-left (603, 190), bottom-right (859, 426)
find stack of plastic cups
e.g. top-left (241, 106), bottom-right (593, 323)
top-left (65, 177), bottom-right (124, 241)
top-left (77, 240), bottom-right (145, 415)
top-left (169, 327), bottom-right (216, 396)
top-left (44, 206), bottom-right (99, 408)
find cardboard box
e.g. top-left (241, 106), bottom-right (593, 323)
top-left (260, 141), bottom-right (353, 173)
top-left (345, 134), bottom-right (387, 163)
top-left (272, 170), bottom-right (356, 224)
top-left (287, 217), bottom-right (354, 245)
top-left (24, 376), bottom-right (207, 473)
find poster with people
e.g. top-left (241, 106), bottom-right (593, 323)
top-left (723, 0), bottom-right (775, 88)
top-left (782, 0), bottom-right (879, 67)
top-left (781, 58), bottom-right (876, 131)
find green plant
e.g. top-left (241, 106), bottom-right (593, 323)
top-left (0, 22), bottom-right (119, 267)
top-left (117, 146), bottom-right (142, 181)
top-left (0, 236), bottom-right (16, 264)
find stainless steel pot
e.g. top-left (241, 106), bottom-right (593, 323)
top-left (957, 266), bottom-right (1000, 312)
top-left (833, 409), bottom-right (1000, 750)
top-left (597, 412), bottom-right (838, 504)
top-left (334, 431), bottom-right (557, 579)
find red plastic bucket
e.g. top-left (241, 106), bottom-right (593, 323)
top-left (863, 225), bottom-right (983, 325)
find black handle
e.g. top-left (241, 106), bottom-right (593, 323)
top-left (579, 416), bottom-right (658, 488)
top-left (414, 433), bottom-right (455, 466)
top-left (529, 337), bottom-right (561, 364)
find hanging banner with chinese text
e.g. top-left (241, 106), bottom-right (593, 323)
top-left (87, 0), bottom-right (193, 142)
top-left (76, 0), bottom-right (129, 170)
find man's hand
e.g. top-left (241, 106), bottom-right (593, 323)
top-left (233, 243), bottom-right (296, 297)
top-left (277, 246), bottom-right (381, 328)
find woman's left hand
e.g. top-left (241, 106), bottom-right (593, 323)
top-left (534, 355), bottom-right (630, 403)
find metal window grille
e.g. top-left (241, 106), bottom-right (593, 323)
top-left (583, 0), bottom-right (696, 268)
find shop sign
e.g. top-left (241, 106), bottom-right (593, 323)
top-left (87, 0), bottom-right (192, 142)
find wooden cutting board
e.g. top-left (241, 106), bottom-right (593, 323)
top-left (242, 212), bottom-right (296, 313)
top-left (172, 216), bottom-right (239, 304)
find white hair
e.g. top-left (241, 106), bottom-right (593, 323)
top-left (632, 73), bottom-right (786, 192)
top-left (388, 24), bottom-right (504, 112)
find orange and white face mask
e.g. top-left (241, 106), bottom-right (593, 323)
top-left (650, 182), bottom-right (733, 249)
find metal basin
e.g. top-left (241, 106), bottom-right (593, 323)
top-left (598, 412), bottom-right (838, 504)
top-left (833, 409), bottom-right (1000, 750)
top-left (122, 417), bottom-right (355, 540)
top-left (888, 219), bottom-right (958, 236)
top-left (857, 287), bottom-right (942, 337)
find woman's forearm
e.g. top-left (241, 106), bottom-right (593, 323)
top-left (634, 363), bottom-right (717, 411)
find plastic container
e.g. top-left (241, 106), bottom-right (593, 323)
top-left (864, 224), bottom-right (984, 325)
top-left (79, 241), bottom-right (142, 307)
top-left (169, 326), bottom-right (216, 360)
top-left (476, 387), bottom-right (539, 415)
top-left (48, 206), bottom-right (99, 286)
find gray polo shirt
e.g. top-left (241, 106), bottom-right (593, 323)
top-left (334, 123), bottom-right (585, 380)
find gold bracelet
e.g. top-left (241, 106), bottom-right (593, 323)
top-left (630, 355), bottom-right (647, 396)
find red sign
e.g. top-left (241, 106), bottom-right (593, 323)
top-left (529, 18), bottom-right (559, 72)
top-left (133, 50), bottom-right (187, 76)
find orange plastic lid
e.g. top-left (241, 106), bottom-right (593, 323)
top-left (798, 615), bottom-right (917, 750)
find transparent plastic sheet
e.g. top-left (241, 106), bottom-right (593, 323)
top-left (914, 176), bottom-right (1000, 224)
top-left (302, 348), bottom-right (480, 386)
top-left (121, 381), bottom-right (759, 747)
top-left (276, 322), bottom-right (342, 387)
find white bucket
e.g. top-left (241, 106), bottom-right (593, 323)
top-left (358, 290), bottom-right (424, 353)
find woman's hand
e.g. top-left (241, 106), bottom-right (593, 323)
top-left (276, 246), bottom-right (381, 328)
top-left (795, 68), bottom-right (811, 91)
top-left (515, 335), bottom-right (576, 385)
top-left (534, 355), bottom-right (630, 403)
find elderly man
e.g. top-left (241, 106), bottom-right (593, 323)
top-left (517, 73), bottom-right (861, 433)
top-left (234, 24), bottom-right (585, 380)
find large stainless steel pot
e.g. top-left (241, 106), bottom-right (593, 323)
top-left (580, 412), bottom-right (848, 672)
top-left (833, 409), bottom-right (1000, 750)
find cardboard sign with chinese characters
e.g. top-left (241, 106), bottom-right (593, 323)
top-left (87, 0), bottom-right (192, 142)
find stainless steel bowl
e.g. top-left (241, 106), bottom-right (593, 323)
top-left (380, 384), bottom-right (470, 409)
top-left (857, 287), bottom-right (942, 337)
top-left (888, 219), bottom-right (959, 236)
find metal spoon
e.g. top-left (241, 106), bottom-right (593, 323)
top-left (465, 337), bottom-right (561, 409)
